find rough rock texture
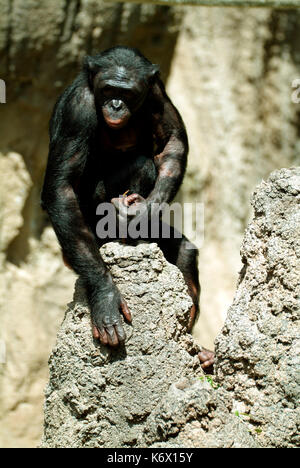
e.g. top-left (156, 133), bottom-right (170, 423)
top-left (215, 167), bottom-right (300, 448)
top-left (110, 0), bottom-right (300, 5)
top-left (42, 168), bottom-right (299, 448)
top-left (0, 152), bottom-right (74, 447)
top-left (41, 242), bottom-right (203, 448)
top-left (42, 241), bottom-right (259, 448)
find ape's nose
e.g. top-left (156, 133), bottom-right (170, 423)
top-left (112, 99), bottom-right (122, 110)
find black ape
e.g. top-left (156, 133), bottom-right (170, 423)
top-left (42, 46), bottom-right (211, 366)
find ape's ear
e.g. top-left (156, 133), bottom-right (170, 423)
top-left (150, 65), bottom-right (160, 79)
top-left (83, 56), bottom-right (101, 87)
top-left (148, 65), bottom-right (160, 86)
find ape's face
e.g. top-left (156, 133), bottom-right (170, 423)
top-left (94, 67), bottom-right (150, 129)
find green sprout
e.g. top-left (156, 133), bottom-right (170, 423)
top-left (199, 375), bottom-right (220, 390)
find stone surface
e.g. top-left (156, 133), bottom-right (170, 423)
top-left (41, 242), bottom-right (203, 448)
top-left (108, 1), bottom-right (300, 7)
top-left (42, 168), bottom-right (299, 448)
top-left (215, 167), bottom-right (300, 448)
top-left (41, 240), bottom-right (261, 448)
top-left (41, 241), bottom-right (260, 448)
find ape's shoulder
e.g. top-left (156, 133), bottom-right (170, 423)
top-left (50, 76), bottom-right (96, 141)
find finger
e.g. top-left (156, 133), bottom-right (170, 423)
top-left (105, 325), bottom-right (119, 347)
top-left (125, 193), bottom-right (140, 206)
top-left (92, 325), bottom-right (100, 339)
top-left (111, 197), bottom-right (119, 207)
top-left (118, 203), bottom-right (130, 218)
top-left (98, 328), bottom-right (109, 346)
top-left (115, 323), bottom-right (126, 343)
top-left (111, 198), bottom-right (121, 211)
top-left (120, 300), bottom-right (132, 322)
top-left (111, 197), bottom-right (127, 213)
top-left (202, 359), bottom-right (214, 369)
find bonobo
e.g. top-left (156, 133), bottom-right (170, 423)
top-left (41, 46), bottom-right (214, 370)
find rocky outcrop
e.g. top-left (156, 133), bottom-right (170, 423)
top-left (42, 168), bottom-right (299, 448)
top-left (215, 167), bottom-right (300, 448)
top-left (41, 241), bottom-right (259, 449)
top-left (41, 242), bottom-right (202, 448)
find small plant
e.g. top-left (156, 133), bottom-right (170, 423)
top-left (199, 375), bottom-right (220, 390)
top-left (234, 411), bottom-right (263, 436)
top-left (234, 411), bottom-right (250, 419)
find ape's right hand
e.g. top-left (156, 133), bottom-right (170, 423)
top-left (111, 193), bottom-right (148, 226)
top-left (91, 282), bottom-right (132, 347)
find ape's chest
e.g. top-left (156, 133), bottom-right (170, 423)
top-left (99, 122), bottom-right (142, 153)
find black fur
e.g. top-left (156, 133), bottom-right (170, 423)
top-left (41, 46), bottom-right (198, 345)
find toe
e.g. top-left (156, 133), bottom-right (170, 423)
top-left (198, 349), bottom-right (215, 373)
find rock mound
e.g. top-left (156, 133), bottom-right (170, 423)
top-left (42, 167), bottom-right (300, 448)
top-left (215, 167), bottom-right (300, 448)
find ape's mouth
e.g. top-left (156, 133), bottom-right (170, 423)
top-left (102, 106), bottom-right (131, 130)
top-left (105, 118), bottom-right (125, 129)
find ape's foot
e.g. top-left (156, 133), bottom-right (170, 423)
top-left (198, 348), bottom-right (215, 374)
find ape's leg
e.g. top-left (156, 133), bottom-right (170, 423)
top-left (157, 231), bottom-right (200, 330)
top-left (157, 229), bottom-right (214, 372)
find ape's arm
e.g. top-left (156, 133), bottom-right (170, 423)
top-left (148, 78), bottom-right (189, 206)
top-left (113, 79), bottom-right (188, 224)
top-left (41, 85), bottom-right (104, 284)
top-left (41, 83), bottom-right (130, 346)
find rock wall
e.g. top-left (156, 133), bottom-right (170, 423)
top-left (42, 167), bottom-right (299, 448)
top-left (167, 7), bottom-right (300, 348)
top-left (215, 167), bottom-right (300, 448)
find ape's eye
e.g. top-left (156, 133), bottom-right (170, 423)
top-left (102, 86), bottom-right (114, 97)
top-left (122, 90), bottom-right (135, 100)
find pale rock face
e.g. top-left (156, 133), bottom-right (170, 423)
top-left (215, 167), bottom-right (300, 448)
top-left (41, 242), bottom-right (202, 448)
top-left (0, 152), bottom-right (32, 255)
top-left (167, 7), bottom-right (300, 349)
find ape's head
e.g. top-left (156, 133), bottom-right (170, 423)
top-left (84, 46), bottom-right (159, 129)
